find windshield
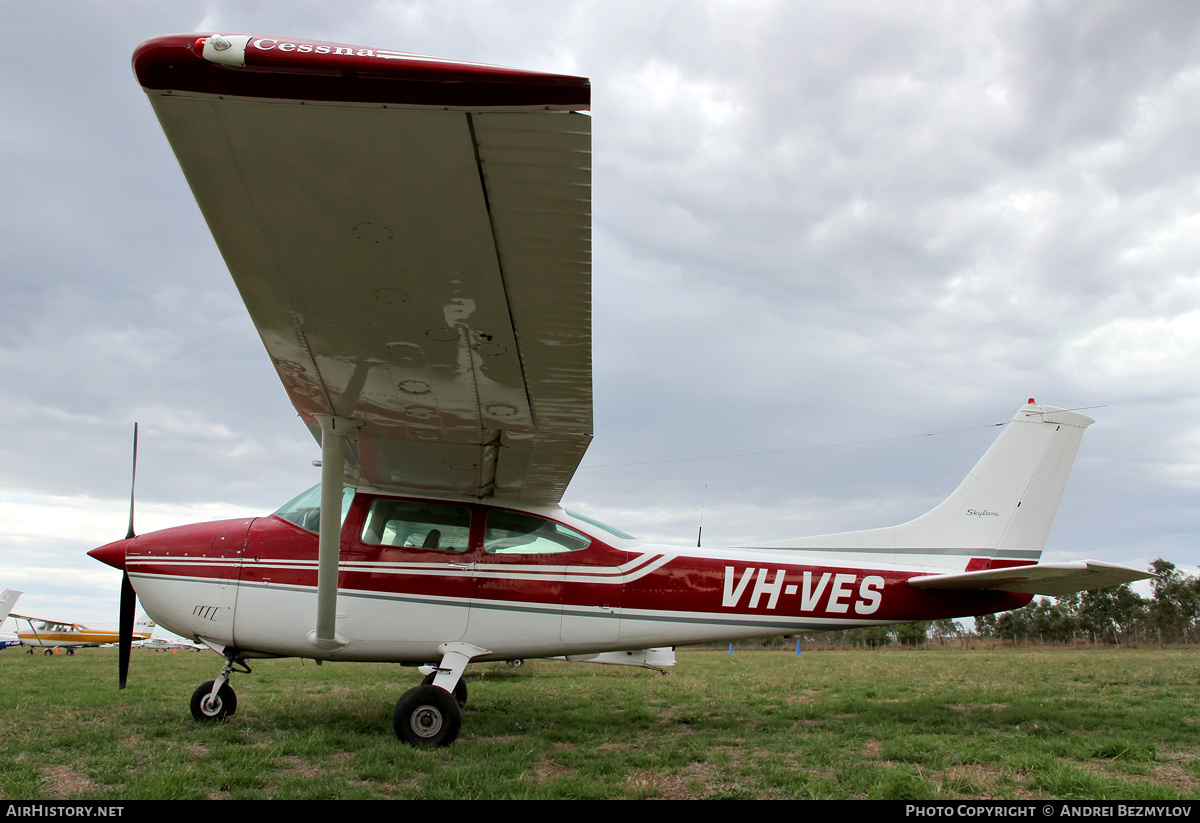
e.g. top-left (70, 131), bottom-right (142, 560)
top-left (564, 509), bottom-right (638, 541)
top-left (273, 484), bottom-right (356, 533)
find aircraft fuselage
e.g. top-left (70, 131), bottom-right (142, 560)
top-left (91, 490), bottom-right (1030, 663)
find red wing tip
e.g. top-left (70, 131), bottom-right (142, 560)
top-left (133, 34), bottom-right (590, 109)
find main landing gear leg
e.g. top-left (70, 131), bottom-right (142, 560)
top-left (421, 671), bottom-right (468, 707)
top-left (393, 643), bottom-right (487, 747)
top-left (191, 655), bottom-right (250, 721)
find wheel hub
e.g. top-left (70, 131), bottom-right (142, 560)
top-left (411, 705), bottom-right (443, 737)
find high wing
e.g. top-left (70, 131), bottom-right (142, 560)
top-left (134, 35), bottom-right (592, 503)
top-left (908, 561), bottom-right (1151, 597)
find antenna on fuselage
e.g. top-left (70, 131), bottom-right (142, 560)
top-left (696, 483), bottom-right (708, 547)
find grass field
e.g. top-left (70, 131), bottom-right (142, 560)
top-left (1, 645), bottom-right (1198, 799)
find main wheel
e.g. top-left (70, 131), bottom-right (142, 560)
top-left (190, 680), bottom-right (237, 721)
top-left (422, 672), bottom-right (468, 707)
top-left (43, 648), bottom-right (53, 656)
top-left (393, 685), bottom-right (461, 747)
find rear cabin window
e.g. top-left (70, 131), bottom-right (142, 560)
top-left (360, 500), bottom-right (472, 553)
top-left (484, 510), bottom-right (591, 555)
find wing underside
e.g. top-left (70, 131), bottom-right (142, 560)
top-left (137, 35), bottom-right (592, 503)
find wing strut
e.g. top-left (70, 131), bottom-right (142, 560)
top-left (306, 414), bottom-right (359, 652)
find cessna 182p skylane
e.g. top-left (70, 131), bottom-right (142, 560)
top-left (88, 34), bottom-right (1150, 747)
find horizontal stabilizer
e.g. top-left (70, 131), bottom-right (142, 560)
top-left (908, 561), bottom-right (1152, 597)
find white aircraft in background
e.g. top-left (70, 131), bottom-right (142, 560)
top-left (0, 589), bottom-right (22, 649)
top-left (88, 33), bottom-right (1151, 747)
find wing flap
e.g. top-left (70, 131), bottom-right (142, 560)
top-left (474, 112), bottom-right (592, 441)
top-left (908, 561), bottom-right (1153, 597)
top-left (138, 35), bottom-right (591, 503)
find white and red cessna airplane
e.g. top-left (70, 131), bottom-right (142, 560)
top-left (89, 34), bottom-right (1149, 747)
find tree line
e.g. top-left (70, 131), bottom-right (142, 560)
top-left (974, 559), bottom-right (1199, 647)
top-left (780, 559), bottom-right (1199, 649)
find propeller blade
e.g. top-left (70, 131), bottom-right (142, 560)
top-left (119, 423), bottom-right (139, 689)
top-left (125, 423), bottom-right (138, 540)
top-left (118, 570), bottom-right (135, 689)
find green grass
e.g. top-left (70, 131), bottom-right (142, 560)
top-left (1, 646), bottom-right (1198, 799)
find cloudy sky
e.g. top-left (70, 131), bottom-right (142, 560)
top-left (2, 1), bottom-right (1198, 625)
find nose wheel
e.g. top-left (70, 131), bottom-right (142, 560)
top-left (190, 655), bottom-right (249, 721)
top-left (191, 680), bottom-right (237, 721)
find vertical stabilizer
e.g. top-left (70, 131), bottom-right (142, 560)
top-left (751, 402), bottom-right (1094, 565)
top-left (0, 589), bottom-right (22, 624)
top-left (891, 402), bottom-right (1093, 552)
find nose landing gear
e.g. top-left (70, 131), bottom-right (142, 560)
top-left (190, 655), bottom-right (250, 722)
top-left (191, 679), bottom-right (237, 720)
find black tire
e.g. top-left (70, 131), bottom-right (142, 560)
top-left (421, 672), bottom-right (468, 707)
top-left (43, 648), bottom-right (53, 656)
top-left (190, 680), bottom-right (237, 721)
top-left (507, 659), bottom-right (524, 668)
top-left (393, 685), bottom-right (461, 747)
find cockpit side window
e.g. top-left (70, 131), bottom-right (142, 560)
top-left (484, 510), bottom-right (591, 555)
top-left (360, 500), bottom-right (472, 553)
